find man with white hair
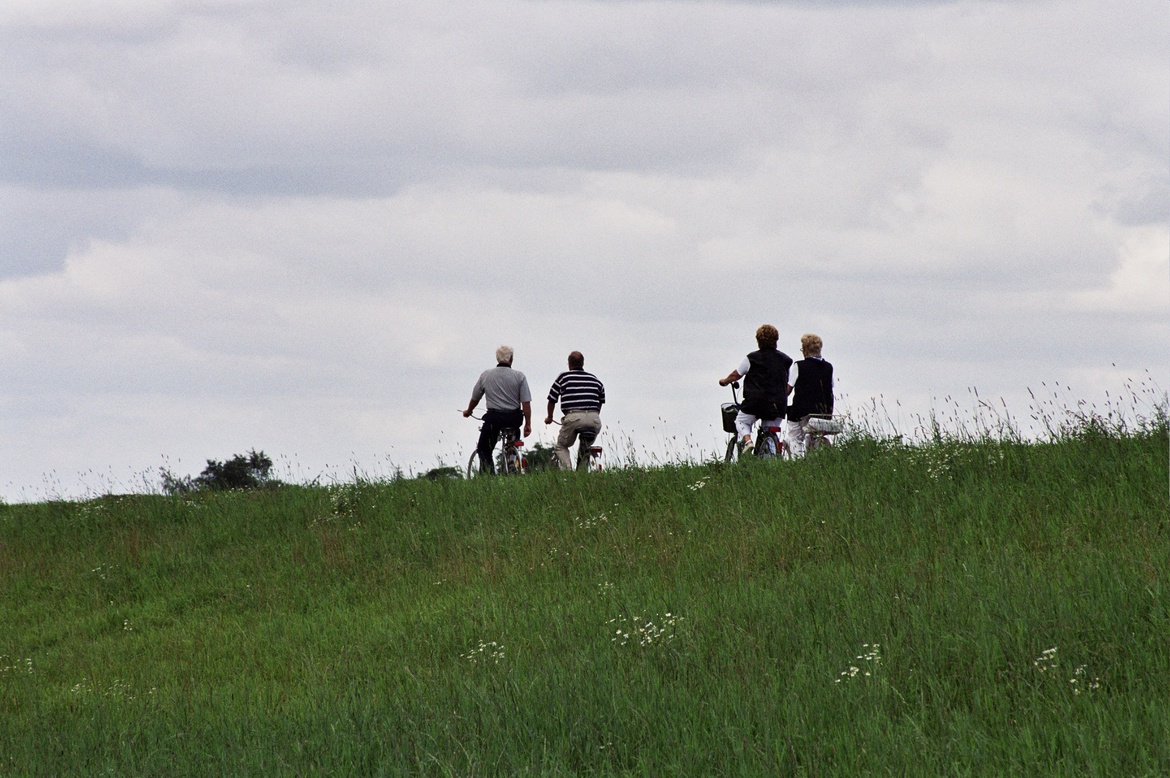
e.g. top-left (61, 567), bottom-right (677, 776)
top-left (463, 345), bottom-right (533, 474)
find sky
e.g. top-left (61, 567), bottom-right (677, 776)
top-left (1, 0), bottom-right (1167, 501)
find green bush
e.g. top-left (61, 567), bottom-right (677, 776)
top-left (161, 449), bottom-right (277, 493)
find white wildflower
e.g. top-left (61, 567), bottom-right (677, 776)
top-left (461, 640), bottom-right (505, 665)
top-left (607, 612), bottom-right (683, 647)
top-left (835, 642), bottom-right (881, 684)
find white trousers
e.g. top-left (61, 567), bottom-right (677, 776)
top-left (734, 410), bottom-right (783, 442)
top-left (786, 416), bottom-right (810, 458)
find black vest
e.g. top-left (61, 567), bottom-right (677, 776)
top-left (787, 358), bottom-right (834, 421)
top-left (743, 348), bottom-right (792, 416)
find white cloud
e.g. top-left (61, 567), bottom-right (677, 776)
top-left (1070, 226), bottom-right (1170, 314)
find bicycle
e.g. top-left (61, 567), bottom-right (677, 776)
top-left (800, 414), bottom-right (843, 454)
top-left (721, 381), bottom-right (789, 463)
top-left (549, 419), bottom-right (603, 472)
top-left (466, 416), bottom-right (527, 477)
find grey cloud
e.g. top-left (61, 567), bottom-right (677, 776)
top-left (0, 187), bottom-right (157, 278)
top-left (0, 0), bottom-right (960, 199)
top-left (1096, 176), bottom-right (1170, 228)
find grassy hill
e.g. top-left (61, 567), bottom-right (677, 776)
top-left (1, 419), bottom-right (1167, 775)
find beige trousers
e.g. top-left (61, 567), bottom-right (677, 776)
top-left (555, 410), bottom-right (602, 470)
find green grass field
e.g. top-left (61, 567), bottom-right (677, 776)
top-left (1, 413), bottom-right (1167, 775)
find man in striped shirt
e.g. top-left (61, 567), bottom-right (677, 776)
top-left (544, 351), bottom-right (605, 471)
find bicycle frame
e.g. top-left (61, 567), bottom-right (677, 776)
top-left (550, 418), bottom-right (603, 472)
top-left (802, 414), bottom-right (841, 453)
top-left (723, 381), bottom-right (788, 462)
top-left (466, 416), bottom-right (527, 477)
top-left (576, 430), bottom-right (603, 472)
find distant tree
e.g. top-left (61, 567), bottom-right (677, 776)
top-left (524, 442), bottom-right (557, 473)
top-left (197, 450), bottom-right (275, 490)
top-left (420, 466), bottom-right (462, 481)
top-left (161, 449), bottom-right (278, 495)
top-left (159, 469), bottom-right (195, 496)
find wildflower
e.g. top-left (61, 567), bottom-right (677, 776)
top-left (1070, 664), bottom-right (1100, 695)
top-left (461, 640), bottom-right (505, 665)
top-left (835, 642), bottom-right (881, 683)
top-left (1033, 646), bottom-right (1059, 673)
top-left (607, 612), bottom-right (682, 647)
top-left (0, 656), bottom-right (33, 675)
top-left (576, 512), bottom-right (609, 530)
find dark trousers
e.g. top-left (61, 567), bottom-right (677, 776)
top-left (477, 408), bottom-right (524, 474)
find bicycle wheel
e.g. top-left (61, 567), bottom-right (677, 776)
top-left (754, 431), bottom-right (779, 460)
top-left (466, 450), bottom-right (482, 478)
top-left (500, 442), bottom-right (524, 475)
top-left (583, 444), bottom-right (603, 472)
top-left (808, 434), bottom-right (833, 453)
top-left (724, 436), bottom-right (738, 463)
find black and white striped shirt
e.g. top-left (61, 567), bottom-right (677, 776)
top-left (548, 370), bottom-right (605, 412)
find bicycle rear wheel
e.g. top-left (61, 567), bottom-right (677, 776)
top-left (500, 443), bottom-right (525, 475)
top-left (808, 434), bottom-right (833, 453)
top-left (467, 450), bottom-right (483, 478)
top-left (583, 445), bottom-right (603, 472)
top-left (754, 432), bottom-right (779, 460)
top-left (724, 436), bottom-right (739, 463)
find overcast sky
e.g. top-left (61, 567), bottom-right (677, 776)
top-left (1, 0), bottom-right (1166, 501)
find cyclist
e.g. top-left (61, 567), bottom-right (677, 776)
top-left (785, 333), bottom-right (835, 458)
top-left (719, 324), bottom-right (793, 453)
top-left (462, 345), bottom-right (533, 474)
top-left (544, 350), bottom-right (605, 471)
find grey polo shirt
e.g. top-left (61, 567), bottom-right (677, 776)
top-left (471, 365), bottom-right (532, 411)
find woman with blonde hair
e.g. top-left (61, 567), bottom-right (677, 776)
top-left (785, 333), bottom-right (834, 457)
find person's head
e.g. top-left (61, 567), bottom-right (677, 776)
top-left (800, 333), bottom-right (823, 357)
top-left (755, 324), bottom-right (779, 350)
top-left (568, 351), bottom-right (585, 370)
top-left (495, 345), bottom-right (514, 365)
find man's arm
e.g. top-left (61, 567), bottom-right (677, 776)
top-left (544, 375), bottom-right (561, 425)
top-left (521, 401), bottom-right (532, 437)
top-left (463, 374), bottom-right (486, 417)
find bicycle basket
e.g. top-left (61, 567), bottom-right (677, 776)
top-left (806, 416), bottom-right (843, 434)
top-left (721, 403), bottom-right (739, 434)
